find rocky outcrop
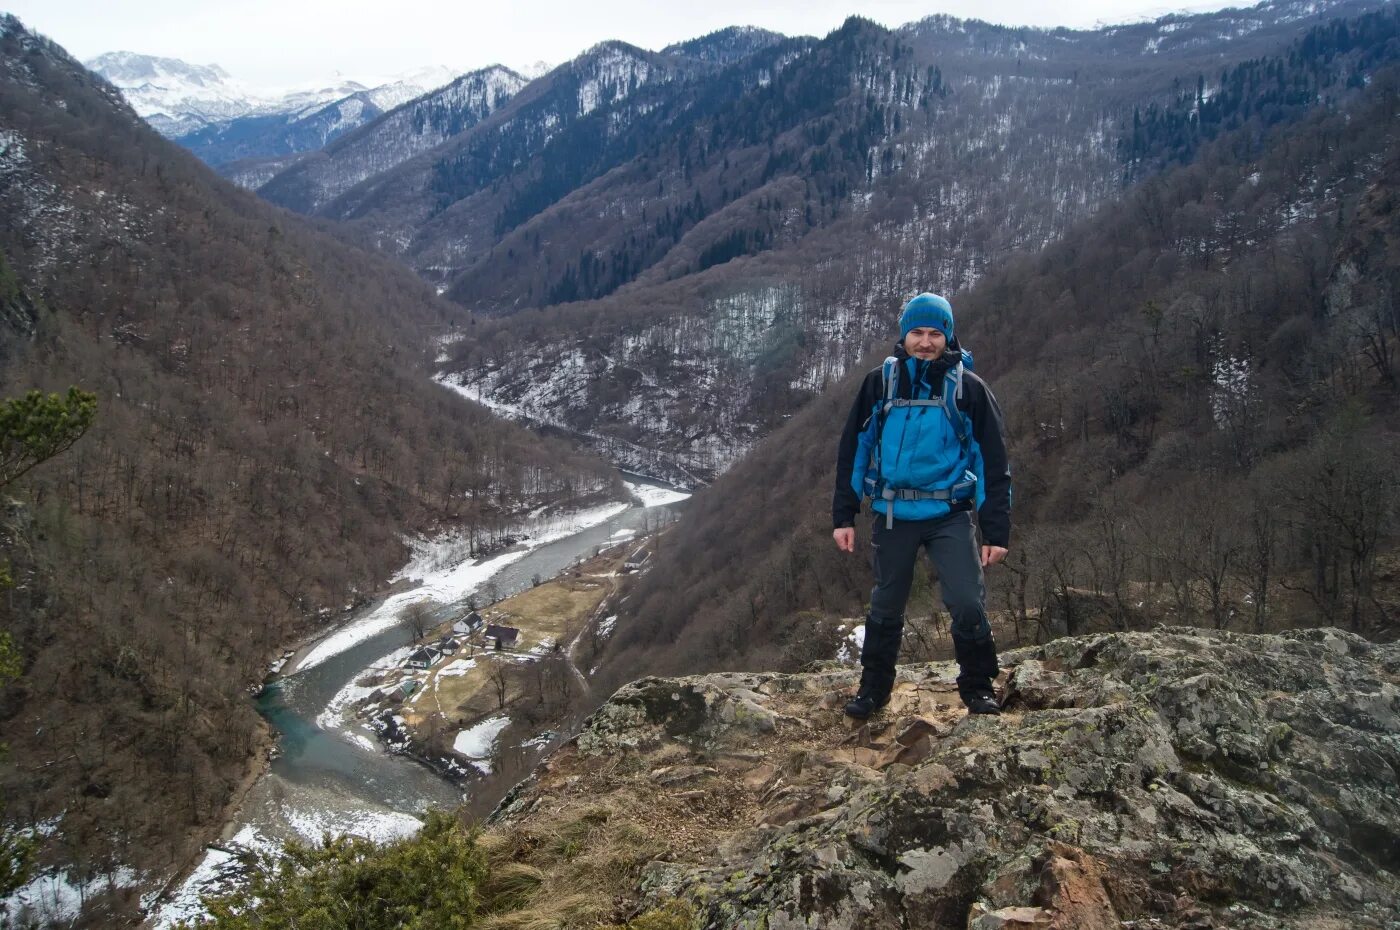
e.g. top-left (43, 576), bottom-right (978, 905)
top-left (491, 627), bottom-right (1400, 929)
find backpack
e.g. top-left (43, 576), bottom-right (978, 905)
top-left (863, 347), bottom-right (980, 528)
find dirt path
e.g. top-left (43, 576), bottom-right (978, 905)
top-left (564, 570), bottom-right (623, 690)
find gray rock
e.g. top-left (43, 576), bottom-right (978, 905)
top-left (503, 628), bottom-right (1400, 929)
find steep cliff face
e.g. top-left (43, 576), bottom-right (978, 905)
top-left (491, 628), bottom-right (1400, 928)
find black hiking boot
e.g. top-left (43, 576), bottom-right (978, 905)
top-left (964, 692), bottom-right (1002, 715)
top-left (953, 635), bottom-right (1001, 697)
top-left (844, 692), bottom-right (889, 720)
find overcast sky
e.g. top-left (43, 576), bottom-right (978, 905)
top-left (4, 0), bottom-right (1248, 89)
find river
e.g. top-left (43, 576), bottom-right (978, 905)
top-left (149, 481), bottom-right (687, 927)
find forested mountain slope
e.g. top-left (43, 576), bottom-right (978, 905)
top-left (259, 39), bottom-right (717, 232)
top-left (433, 0), bottom-right (1398, 483)
top-left (0, 17), bottom-right (617, 921)
top-left (597, 47), bottom-right (1400, 693)
top-left (247, 64), bottom-right (527, 213)
top-left (265, 0), bottom-right (1385, 304)
top-left (174, 81), bottom-right (435, 169)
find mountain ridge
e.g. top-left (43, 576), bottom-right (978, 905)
top-left (85, 49), bottom-right (470, 159)
top-left (421, 1), bottom-right (1397, 487)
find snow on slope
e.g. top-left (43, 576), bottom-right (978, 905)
top-left (254, 65), bottom-right (525, 207)
top-left (86, 51), bottom-right (464, 139)
top-left (85, 51), bottom-right (269, 135)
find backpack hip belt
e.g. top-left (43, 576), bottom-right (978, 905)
top-left (876, 478), bottom-right (977, 528)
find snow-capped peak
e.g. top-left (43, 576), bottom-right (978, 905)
top-left (360, 65), bottom-right (462, 111)
top-left (86, 50), bottom-right (230, 86)
top-left (86, 51), bottom-right (266, 136)
top-left (516, 60), bottom-right (555, 80)
top-left (85, 52), bottom-right (467, 139)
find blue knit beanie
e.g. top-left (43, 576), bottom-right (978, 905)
top-left (900, 293), bottom-right (954, 341)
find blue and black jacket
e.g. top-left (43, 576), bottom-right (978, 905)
top-left (832, 342), bottom-right (1011, 547)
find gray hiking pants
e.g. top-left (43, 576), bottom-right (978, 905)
top-left (862, 509), bottom-right (998, 700)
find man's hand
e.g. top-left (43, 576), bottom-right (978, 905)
top-left (981, 545), bottom-right (1008, 567)
top-left (833, 528), bottom-right (855, 553)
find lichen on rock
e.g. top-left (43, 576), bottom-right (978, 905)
top-left (491, 628), bottom-right (1400, 929)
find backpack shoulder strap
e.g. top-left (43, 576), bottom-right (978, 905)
top-left (944, 360), bottom-right (969, 451)
top-left (880, 356), bottom-right (899, 416)
top-left (872, 356), bottom-right (899, 477)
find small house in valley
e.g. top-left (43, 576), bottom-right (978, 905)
top-left (483, 624), bottom-right (519, 650)
top-left (453, 612), bottom-right (485, 636)
top-left (407, 646), bottom-right (439, 669)
top-left (623, 545), bottom-right (651, 572)
top-left (438, 635), bottom-right (459, 655)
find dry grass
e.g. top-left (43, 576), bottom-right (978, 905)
top-left (493, 577), bottom-right (614, 651)
top-left (473, 805), bottom-right (671, 930)
top-left (474, 895), bottom-right (607, 930)
top-left (401, 654), bottom-right (496, 727)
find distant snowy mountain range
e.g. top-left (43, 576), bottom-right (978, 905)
top-left (85, 51), bottom-right (475, 146)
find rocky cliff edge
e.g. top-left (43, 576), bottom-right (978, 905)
top-left (490, 627), bottom-right (1400, 929)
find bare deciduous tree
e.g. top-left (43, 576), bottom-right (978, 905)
top-left (490, 662), bottom-right (510, 710)
top-left (401, 600), bottom-right (435, 644)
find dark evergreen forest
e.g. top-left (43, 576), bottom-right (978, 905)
top-left (1122, 5), bottom-right (1400, 175)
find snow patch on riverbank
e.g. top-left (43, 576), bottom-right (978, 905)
top-left (149, 825), bottom-right (274, 929)
top-left (284, 805), bottom-right (422, 844)
top-left (453, 715), bottom-right (509, 758)
top-left (148, 804), bottom-right (420, 929)
top-left (315, 645), bottom-right (414, 738)
top-left (453, 715), bottom-right (510, 774)
top-left (343, 731), bottom-right (379, 753)
top-left (3, 867), bottom-right (140, 927)
top-left (624, 480), bottom-right (689, 507)
top-left (293, 502), bottom-right (628, 674)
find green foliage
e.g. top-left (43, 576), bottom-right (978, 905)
top-left (0, 630), bottom-right (19, 683)
top-left (180, 801), bottom-right (687, 930)
top-left (604, 900), bottom-right (695, 930)
top-left (0, 387), bottom-right (97, 490)
top-left (186, 812), bottom-right (488, 930)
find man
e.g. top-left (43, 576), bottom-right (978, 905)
top-left (832, 292), bottom-right (1011, 718)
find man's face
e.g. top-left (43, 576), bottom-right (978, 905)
top-left (904, 326), bottom-right (947, 360)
